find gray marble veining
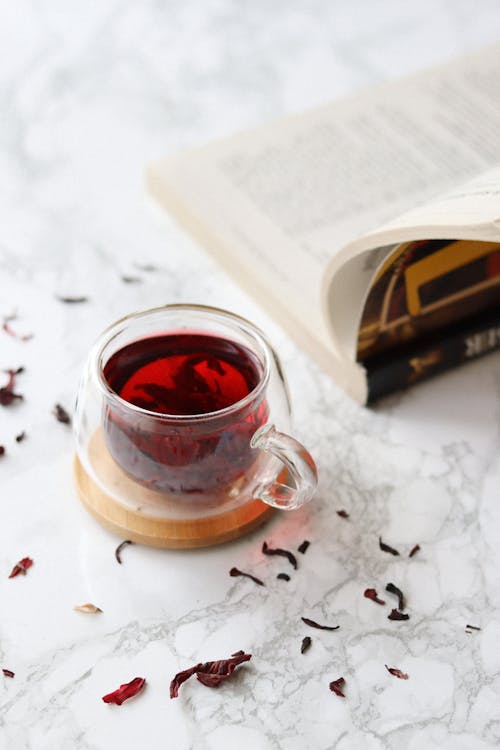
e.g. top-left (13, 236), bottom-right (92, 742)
top-left (1, 2), bottom-right (500, 748)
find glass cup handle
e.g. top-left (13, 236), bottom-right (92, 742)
top-left (250, 424), bottom-right (318, 510)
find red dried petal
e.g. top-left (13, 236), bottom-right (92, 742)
top-left (2, 315), bottom-right (33, 342)
top-left (169, 664), bottom-right (201, 698)
top-left (53, 403), bottom-right (71, 424)
top-left (364, 588), bottom-right (385, 605)
top-left (388, 609), bottom-right (409, 621)
top-left (8, 557), bottom-right (33, 579)
top-left (229, 567), bottom-right (264, 586)
top-left (301, 617), bottom-right (339, 631)
top-left (300, 636), bottom-right (312, 654)
top-left (262, 541), bottom-right (297, 569)
top-left (102, 677), bottom-right (145, 705)
top-left (170, 651), bottom-right (251, 698)
top-left (385, 582), bottom-right (405, 611)
top-left (379, 537), bottom-right (400, 556)
top-left (329, 677), bottom-right (345, 697)
top-left (2, 669), bottom-right (15, 678)
top-left (0, 369), bottom-right (23, 406)
top-left (336, 510), bottom-right (349, 519)
top-left (409, 544), bottom-right (420, 558)
top-left (385, 665), bottom-right (409, 680)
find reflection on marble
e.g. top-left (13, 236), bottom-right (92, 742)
top-left (1, 1), bottom-right (500, 748)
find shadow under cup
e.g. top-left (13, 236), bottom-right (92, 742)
top-left (99, 322), bottom-right (272, 496)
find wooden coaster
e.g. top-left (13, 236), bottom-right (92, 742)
top-left (74, 430), bottom-right (274, 548)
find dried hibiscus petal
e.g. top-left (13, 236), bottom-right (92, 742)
top-left (364, 588), bottom-right (385, 605)
top-left (300, 636), bottom-right (312, 654)
top-left (301, 617), bottom-right (339, 631)
top-left (15, 431), bottom-right (26, 443)
top-left (102, 676), bottom-right (145, 705)
top-left (262, 541), bottom-right (297, 569)
top-left (408, 544), bottom-right (420, 558)
top-left (329, 677), bottom-right (345, 697)
top-left (74, 603), bottom-right (103, 614)
top-left (2, 669), bottom-right (14, 678)
top-left (115, 539), bottom-right (133, 564)
top-left (53, 403), bottom-right (71, 424)
top-left (170, 651), bottom-right (251, 698)
top-left (0, 445), bottom-right (5, 457)
top-left (388, 609), bottom-right (409, 621)
top-left (385, 665), bottom-right (409, 680)
top-left (336, 510), bottom-right (349, 519)
top-left (56, 295), bottom-right (89, 304)
top-left (8, 557), bottom-right (33, 578)
top-left (2, 314), bottom-right (33, 341)
top-left (0, 369), bottom-right (24, 407)
top-left (297, 540), bottom-right (310, 554)
top-left (385, 582), bottom-right (405, 611)
top-left (229, 567), bottom-right (264, 586)
top-left (276, 573), bottom-right (290, 581)
top-left (379, 537), bottom-right (400, 556)
top-left (465, 624), bottom-right (481, 633)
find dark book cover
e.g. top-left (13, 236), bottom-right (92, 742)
top-left (358, 238), bottom-right (500, 402)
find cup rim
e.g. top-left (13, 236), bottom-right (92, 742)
top-left (92, 303), bottom-right (271, 422)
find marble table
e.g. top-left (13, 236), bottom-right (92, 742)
top-left (2, 2), bottom-right (500, 748)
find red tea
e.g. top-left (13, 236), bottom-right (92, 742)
top-left (102, 333), bottom-right (269, 493)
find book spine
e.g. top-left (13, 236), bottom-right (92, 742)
top-left (365, 306), bottom-right (500, 403)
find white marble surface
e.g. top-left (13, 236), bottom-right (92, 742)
top-left (1, 1), bottom-right (500, 748)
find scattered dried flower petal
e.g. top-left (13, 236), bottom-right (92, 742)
top-left (408, 544), bottom-right (420, 558)
top-left (336, 510), bottom-right (349, 519)
top-left (465, 624), bottom-right (481, 632)
top-left (329, 677), bottom-right (345, 697)
top-left (2, 669), bottom-right (14, 678)
top-left (102, 677), bottom-right (145, 705)
top-left (56, 295), bottom-right (89, 304)
top-left (8, 557), bottom-right (33, 579)
top-left (115, 539), bottom-right (133, 564)
top-left (364, 588), bottom-right (385, 605)
top-left (74, 603), bottom-right (103, 614)
top-left (385, 665), bottom-right (409, 680)
top-left (301, 617), bottom-right (339, 631)
top-left (262, 541), bottom-right (297, 569)
top-left (53, 403), bottom-right (71, 424)
top-left (15, 431), bottom-right (26, 443)
top-left (0, 445), bottom-right (5, 457)
top-left (385, 582), bottom-right (405, 611)
top-left (276, 573), bottom-right (290, 581)
top-left (379, 537), bottom-right (400, 556)
top-left (2, 314), bottom-right (33, 342)
top-left (297, 540), bottom-right (310, 554)
top-left (3, 320), bottom-right (28, 341)
top-left (300, 636), bottom-right (312, 654)
top-left (170, 651), bottom-right (251, 698)
top-left (388, 609), bottom-right (409, 621)
top-left (229, 567), bottom-right (264, 586)
top-left (0, 369), bottom-right (24, 407)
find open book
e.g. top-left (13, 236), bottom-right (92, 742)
top-left (147, 43), bottom-right (500, 404)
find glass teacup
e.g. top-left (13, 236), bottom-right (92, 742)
top-left (74, 305), bottom-right (317, 547)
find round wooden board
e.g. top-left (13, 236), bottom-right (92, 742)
top-left (73, 454), bottom-right (274, 549)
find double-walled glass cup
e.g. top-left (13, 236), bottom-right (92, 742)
top-left (74, 305), bottom-right (317, 547)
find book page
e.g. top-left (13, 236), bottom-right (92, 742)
top-left (148, 43), bottom-right (500, 398)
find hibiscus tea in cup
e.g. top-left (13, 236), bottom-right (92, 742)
top-left (102, 331), bottom-right (270, 493)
